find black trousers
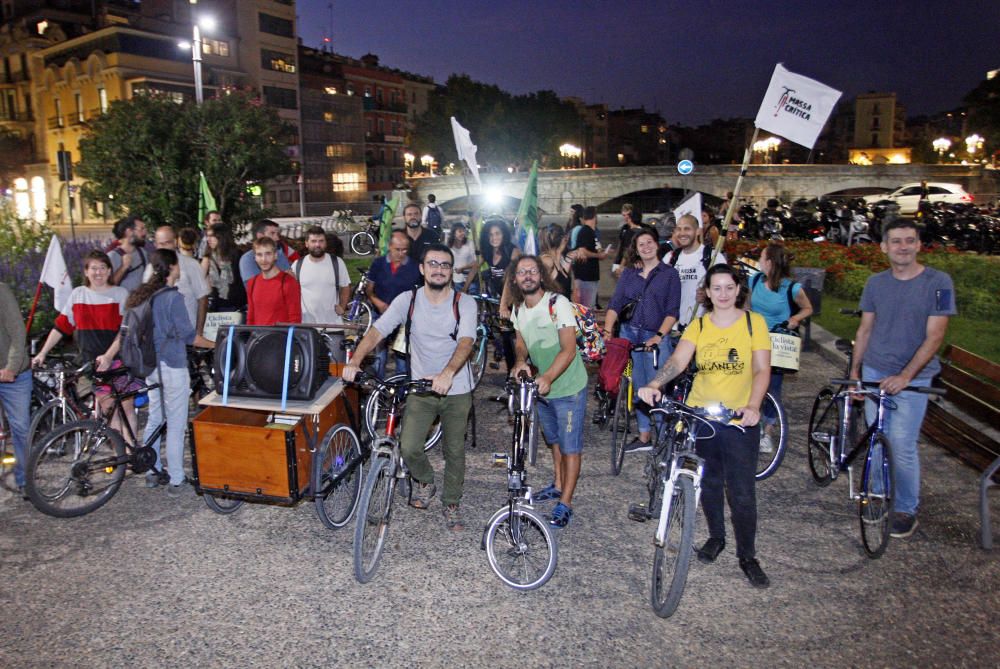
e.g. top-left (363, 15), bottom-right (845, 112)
top-left (696, 423), bottom-right (760, 560)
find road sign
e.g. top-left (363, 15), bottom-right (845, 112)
top-left (677, 160), bottom-right (694, 175)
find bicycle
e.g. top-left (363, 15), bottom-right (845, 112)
top-left (363, 372), bottom-right (443, 452)
top-left (627, 399), bottom-right (737, 617)
top-left (24, 366), bottom-right (166, 518)
top-left (351, 371), bottom-right (435, 583)
top-left (27, 361), bottom-right (93, 452)
top-left (350, 219), bottom-right (380, 256)
top-left (343, 270), bottom-right (374, 336)
top-left (469, 294), bottom-right (510, 389)
top-left (481, 374), bottom-right (557, 591)
top-left (609, 343), bottom-right (660, 475)
top-left (807, 378), bottom-right (944, 558)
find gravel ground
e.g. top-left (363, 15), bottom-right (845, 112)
top-left (1, 343), bottom-right (998, 668)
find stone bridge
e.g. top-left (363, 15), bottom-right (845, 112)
top-left (410, 164), bottom-right (1000, 214)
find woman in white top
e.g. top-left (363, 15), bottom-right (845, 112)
top-left (448, 223), bottom-right (477, 292)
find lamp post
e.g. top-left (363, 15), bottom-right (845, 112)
top-left (420, 154), bottom-right (434, 175)
top-left (752, 136), bottom-right (781, 164)
top-left (403, 152), bottom-right (414, 176)
top-left (178, 1), bottom-right (215, 105)
top-left (932, 137), bottom-right (952, 163)
top-left (559, 143), bottom-right (581, 169)
top-left (965, 133), bottom-right (984, 158)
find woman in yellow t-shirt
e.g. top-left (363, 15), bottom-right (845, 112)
top-left (638, 264), bottom-right (773, 589)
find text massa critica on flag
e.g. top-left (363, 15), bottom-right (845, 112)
top-left (754, 64), bottom-right (842, 149)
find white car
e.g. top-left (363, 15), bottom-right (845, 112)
top-left (863, 182), bottom-right (973, 215)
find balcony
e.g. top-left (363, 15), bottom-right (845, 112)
top-left (48, 116), bottom-right (66, 130)
top-left (361, 97), bottom-right (408, 114)
top-left (0, 111), bottom-right (33, 122)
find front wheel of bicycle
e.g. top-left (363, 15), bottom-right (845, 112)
top-left (363, 374), bottom-right (442, 452)
top-left (484, 505), bottom-right (558, 591)
top-left (651, 476), bottom-right (696, 618)
top-left (859, 433), bottom-right (894, 559)
top-left (27, 399), bottom-right (84, 453)
top-left (755, 392), bottom-right (788, 480)
top-left (609, 377), bottom-right (631, 475)
top-left (806, 389), bottom-right (837, 486)
top-left (314, 424), bottom-right (363, 529)
top-left (353, 455), bottom-right (397, 583)
top-left (350, 231), bottom-right (375, 256)
top-left (25, 420), bottom-right (126, 518)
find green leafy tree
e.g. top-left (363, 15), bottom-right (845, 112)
top-left (77, 91), bottom-right (292, 229)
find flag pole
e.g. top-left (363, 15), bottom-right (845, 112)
top-left (25, 282), bottom-right (43, 335)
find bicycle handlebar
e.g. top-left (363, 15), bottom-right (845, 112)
top-left (829, 378), bottom-right (946, 395)
top-left (34, 360), bottom-right (93, 376)
top-left (350, 370), bottom-right (435, 395)
top-left (631, 343), bottom-right (660, 369)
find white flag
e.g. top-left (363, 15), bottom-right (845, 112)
top-left (39, 235), bottom-right (73, 312)
top-left (450, 117), bottom-right (482, 189)
top-left (673, 192), bottom-right (703, 228)
top-left (755, 64), bottom-right (842, 149)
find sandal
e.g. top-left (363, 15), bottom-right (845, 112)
top-left (409, 482), bottom-right (436, 509)
top-left (534, 483), bottom-right (562, 502)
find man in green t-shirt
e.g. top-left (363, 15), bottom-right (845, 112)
top-left (509, 256), bottom-right (589, 528)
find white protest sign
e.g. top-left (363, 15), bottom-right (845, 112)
top-left (755, 64), bottom-right (842, 149)
top-left (673, 192), bottom-right (703, 228)
top-left (202, 312), bottom-right (243, 342)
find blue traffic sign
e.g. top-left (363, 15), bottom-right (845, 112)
top-left (677, 160), bottom-right (694, 175)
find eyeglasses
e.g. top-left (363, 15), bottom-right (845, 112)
top-left (515, 268), bottom-right (540, 277)
top-left (425, 259), bottom-right (453, 270)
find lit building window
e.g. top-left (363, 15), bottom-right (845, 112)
top-left (98, 87), bottom-right (108, 113)
top-left (324, 86), bottom-right (338, 95)
top-left (323, 111), bottom-right (334, 122)
top-left (30, 176), bottom-right (46, 223)
top-left (331, 172), bottom-right (362, 192)
top-left (36, 20), bottom-right (48, 35)
top-left (203, 39), bottom-right (230, 57)
top-left (261, 49), bottom-right (296, 74)
top-left (640, 125), bottom-right (649, 134)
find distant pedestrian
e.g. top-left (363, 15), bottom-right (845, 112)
top-left (404, 203), bottom-right (439, 261)
top-left (245, 237), bottom-right (302, 326)
top-left (539, 223), bottom-right (573, 299)
top-left (422, 194), bottom-right (444, 240)
top-left (665, 214), bottom-right (726, 329)
top-left (479, 217), bottom-right (519, 374)
top-left (108, 216), bottom-right (149, 294)
top-left (447, 223), bottom-right (477, 292)
top-left (367, 230), bottom-right (421, 377)
top-left (569, 206), bottom-right (611, 309)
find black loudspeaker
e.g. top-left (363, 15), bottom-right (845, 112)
top-left (213, 326), bottom-right (330, 401)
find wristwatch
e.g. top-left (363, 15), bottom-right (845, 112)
top-left (656, 331), bottom-right (664, 338)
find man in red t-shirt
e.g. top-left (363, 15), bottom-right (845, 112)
top-left (246, 237), bottom-right (302, 326)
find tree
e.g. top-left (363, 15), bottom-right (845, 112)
top-left (963, 76), bottom-right (1000, 157)
top-left (77, 91), bottom-right (292, 229)
top-left (411, 74), bottom-right (583, 170)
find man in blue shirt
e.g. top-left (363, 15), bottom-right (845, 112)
top-left (239, 220), bottom-right (290, 285)
top-left (367, 230), bottom-right (422, 377)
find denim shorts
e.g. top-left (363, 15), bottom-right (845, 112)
top-left (536, 386), bottom-right (588, 455)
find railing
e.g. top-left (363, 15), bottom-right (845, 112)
top-left (0, 111), bottom-right (33, 122)
top-left (48, 116), bottom-right (65, 130)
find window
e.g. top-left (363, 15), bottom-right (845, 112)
top-left (98, 87), bottom-right (108, 113)
top-left (376, 88), bottom-right (383, 102)
top-left (331, 172), bottom-right (362, 192)
top-left (871, 117), bottom-right (880, 130)
top-left (640, 124), bottom-right (649, 133)
top-left (392, 149), bottom-right (398, 165)
top-left (871, 133), bottom-right (878, 146)
top-left (346, 83), bottom-right (354, 95)
top-left (74, 92), bottom-right (83, 122)
top-left (872, 103), bottom-right (881, 115)
top-left (325, 144), bottom-right (350, 158)
top-left (54, 97), bottom-right (63, 127)
top-left (324, 86), bottom-right (337, 95)
top-left (261, 49), bottom-right (296, 73)
top-left (323, 111), bottom-right (334, 122)
top-left (377, 118), bottom-right (384, 133)
top-left (262, 86), bottom-right (297, 109)
top-left (203, 39), bottom-right (230, 57)
top-left (259, 13), bottom-right (294, 38)
top-left (364, 86), bottom-right (371, 97)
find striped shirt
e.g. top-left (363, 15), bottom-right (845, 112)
top-left (54, 285), bottom-right (129, 361)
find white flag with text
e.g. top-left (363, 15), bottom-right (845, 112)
top-left (450, 117), bottom-right (482, 189)
top-left (755, 64), bottom-right (842, 149)
top-left (39, 235), bottom-right (73, 312)
top-left (673, 192), bottom-right (703, 228)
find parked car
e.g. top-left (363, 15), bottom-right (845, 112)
top-left (863, 182), bottom-right (973, 215)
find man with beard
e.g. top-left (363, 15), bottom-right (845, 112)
top-left (245, 237), bottom-right (301, 326)
top-left (508, 255), bottom-right (589, 529)
top-left (403, 203), bottom-right (439, 261)
top-left (294, 226), bottom-right (352, 361)
top-left (239, 219), bottom-right (292, 285)
top-left (108, 216), bottom-right (150, 293)
top-left (343, 244), bottom-right (477, 531)
top-left (665, 214), bottom-right (726, 328)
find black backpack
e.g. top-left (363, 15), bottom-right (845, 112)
top-left (750, 273), bottom-right (799, 319)
top-left (425, 205), bottom-right (443, 232)
top-left (119, 287), bottom-right (177, 378)
top-left (668, 245), bottom-right (713, 271)
top-left (293, 254), bottom-right (341, 290)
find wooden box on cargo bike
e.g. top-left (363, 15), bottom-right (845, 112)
top-left (191, 367), bottom-right (359, 506)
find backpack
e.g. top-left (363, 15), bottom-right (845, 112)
top-left (546, 294), bottom-right (605, 363)
top-left (294, 254), bottom-right (341, 293)
top-left (598, 337), bottom-right (631, 393)
top-left (668, 244), bottom-right (713, 272)
top-left (425, 205), bottom-right (443, 232)
top-left (119, 286), bottom-right (177, 378)
top-left (750, 273), bottom-right (799, 321)
top-left (394, 287), bottom-right (464, 372)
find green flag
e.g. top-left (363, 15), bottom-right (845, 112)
top-left (198, 171), bottom-right (217, 228)
top-left (515, 160), bottom-right (539, 255)
top-left (378, 194), bottom-right (400, 255)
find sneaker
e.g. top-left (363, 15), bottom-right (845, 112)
top-left (759, 433), bottom-right (775, 454)
top-left (890, 512), bottom-right (919, 539)
top-left (442, 504), bottom-right (464, 531)
top-left (165, 480), bottom-right (192, 498)
top-left (17, 484), bottom-right (29, 501)
top-left (409, 482), bottom-right (436, 510)
top-left (739, 558), bottom-right (770, 589)
top-left (534, 483), bottom-right (561, 502)
top-left (145, 471), bottom-right (166, 489)
top-left (697, 537), bottom-right (726, 564)
top-left (549, 502), bottom-right (573, 528)
top-left (624, 438), bottom-right (653, 453)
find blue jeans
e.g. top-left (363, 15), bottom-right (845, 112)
top-left (0, 370), bottom-right (32, 487)
top-left (374, 345), bottom-right (408, 380)
top-left (862, 364), bottom-right (931, 516)
top-left (575, 280), bottom-right (599, 309)
top-left (763, 372), bottom-right (784, 426)
top-left (620, 323), bottom-right (674, 435)
top-left (537, 386), bottom-right (588, 455)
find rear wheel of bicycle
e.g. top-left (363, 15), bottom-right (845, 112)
top-left (363, 373), bottom-right (442, 452)
top-left (350, 231), bottom-right (375, 256)
top-left (755, 392), bottom-right (788, 480)
top-left (859, 433), bottom-right (894, 559)
top-left (353, 455), bottom-right (396, 583)
top-left (344, 301), bottom-right (373, 337)
top-left (25, 420), bottom-right (126, 518)
top-left (28, 400), bottom-right (84, 454)
top-left (203, 493), bottom-right (244, 514)
top-left (610, 377), bottom-right (631, 475)
top-left (806, 389), bottom-right (838, 486)
top-left (651, 476), bottom-right (696, 618)
top-left (314, 424), bottom-right (363, 529)
top-left (484, 505), bottom-right (558, 591)
top-left (469, 336), bottom-right (487, 389)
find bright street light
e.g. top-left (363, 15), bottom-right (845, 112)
top-left (559, 143), bottom-right (582, 168)
top-left (420, 154), bottom-right (435, 175)
top-left (932, 137), bottom-right (952, 162)
top-left (184, 0), bottom-right (214, 105)
top-left (965, 134), bottom-right (984, 155)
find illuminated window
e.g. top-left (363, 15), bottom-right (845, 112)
top-left (324, 86), bottom-right (338, 95)
top-left (331, 172), bottom-right (362, 192)
top-left (364, 86), bottom-right (371, 97)
top-left (323, 111), bottom-right (334, 122)
top-left (640, 125), bottom-right (649, 134)
top-left (30, 176), bottom-right (46, 223)
top-left (325, 144), bottom-right (350, 158)
top-left (261, 49), bottom-right (296, 74)
top-left (98, 87), bottom-right (108, 113)
top-left (74, 92), bottom-right (83, 122)
top-left (14, 177), bottom-right (30, 219)
top-left (203, 39), bottom-right (230, 57)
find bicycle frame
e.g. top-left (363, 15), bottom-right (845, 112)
top-left (650, 408), bottom-right (706, 547)
top-left (825, 384), bottom-right (895, 500)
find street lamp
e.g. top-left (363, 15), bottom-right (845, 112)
top-left (403, 152), bottom-right (414, 176)
top-left (752, 136), bottom-right (781, 164)
top-left (420, 154), bottom-right (435, 175)
top-left (965, 134), bottom-right (984, 156)
top-left (932, 137), bottom-right (952, 163)
top-left (559, 143), bottom-right (582, 168)
top-left (177, 1), bottom-right (215, 104)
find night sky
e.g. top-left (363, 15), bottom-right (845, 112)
top-left (296, 0), bottom-right (999, 126)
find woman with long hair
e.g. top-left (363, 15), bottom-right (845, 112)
top-left (200, 223), bottom-right (246, 312)
top-left (604, 228), bottom-right (681, 451)
top-left (749, 242), bottom-right (813, 452)
top-left (129, 249), bottom-right (215, 495)
top-left (447, 222), bottom-right (477, 292)
top-left (479, 217), bottom-right (520, 374)
top-left (639, 264), bottom-right (773, 589)
top-left (539, 224), bottom-right (572, 299)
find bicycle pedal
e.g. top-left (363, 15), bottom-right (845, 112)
top-left (491, 453), bottom-right (507, 467)
top-left (628, 503), bottom-right (650, 522)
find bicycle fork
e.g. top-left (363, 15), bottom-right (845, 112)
top-left (654, 452), bottom-right (704, 547)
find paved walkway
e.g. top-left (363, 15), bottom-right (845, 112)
top-left (1, 344), bottom-right (998, 667)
